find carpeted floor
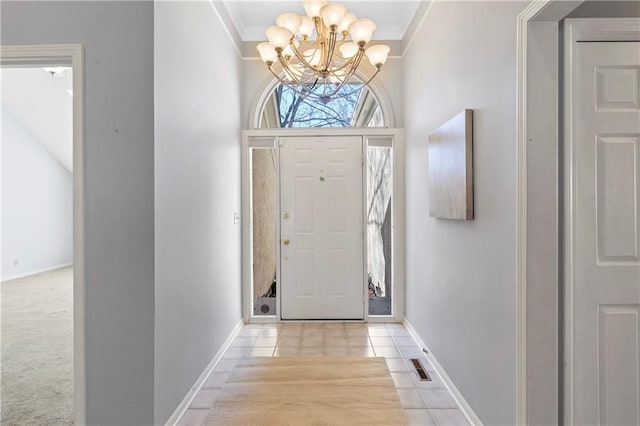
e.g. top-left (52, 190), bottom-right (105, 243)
top-left (205, 356), bottom-right (408, 425)
top-left (1, 267), bottom-right (73, 425)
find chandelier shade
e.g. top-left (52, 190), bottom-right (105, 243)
top-left (257, 1), bottom-right (390, 102)
top-left (339, 41), bottom-right (359, 59)
top-left (265, 26), bottom-right (294, 50)
top-left (303, 0), bottom-right (328, 19)
top-left (348, 18), bottom-right (376, 45)
top-left (364, 44), bottom-right (390, 67)
top-left (319, 3), bottom-right (347, 27)
top-left (299, 17), bottom-right (316, 38)
top-left (276, 13), bottom-right (302, 35)
top-left (257, 42), bottom-right (278, 63)
top-left (337, 12), bottom-right (357, 34)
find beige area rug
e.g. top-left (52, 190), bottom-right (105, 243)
top-left (204, 356), bottom-right (408, 426)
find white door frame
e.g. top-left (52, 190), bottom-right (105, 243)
top-left (516, 5), bottom-right (583, 422)
top-left (0, 44), bottom-right (86, 425)
top-left (517, 6), bottom-right (640, 424)
top-left (241, 128), bottom-right (404, 324)
top-left (563, 18), bottom-right (640, 426)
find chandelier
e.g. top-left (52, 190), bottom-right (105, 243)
top-left (256, 0), bottom-right (390, 103)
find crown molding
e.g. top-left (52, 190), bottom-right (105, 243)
top-left (401, 0), bottom-right (433, 56)
top-left (209, 0), bottom-right (243, 58)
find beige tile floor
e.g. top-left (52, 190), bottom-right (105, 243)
top-left (178, 323), bottom-right (470, 426)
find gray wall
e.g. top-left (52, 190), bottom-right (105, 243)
top-left (567, 0), bottom-right (640, 18)
top-left (1, 109), bottom-right (73, 280)
top-left (0, 2), bottom-right (155, 424)
top-left (402, 2), bottom-right (526, 424)
top-left (154, 1), bottom-right (243, 423)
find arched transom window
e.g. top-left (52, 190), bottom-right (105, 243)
top-left (259, 79), bottom-right (385, 128)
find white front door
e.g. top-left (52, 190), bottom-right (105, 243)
top-left (280, 136), bottom-right (364, 320)
top-left (569, 40), bottom-right (640, 425)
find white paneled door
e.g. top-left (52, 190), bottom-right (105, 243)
top-left (570, 41), bottom-right (640, 425)
top-left (280, 136), bottom-right (364, 320)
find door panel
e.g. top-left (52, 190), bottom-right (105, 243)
top-left (280, 136), bottom-right (364, 320)
top-left (571, 42), bottom-right (640, 425)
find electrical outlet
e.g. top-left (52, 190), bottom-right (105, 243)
top-left (233, 212), bottom-right (240, 225)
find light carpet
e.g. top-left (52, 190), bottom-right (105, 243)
top-left (204, 356), bottom-right (408, 426)
top-left (1, 267), bottom-right (73, 425)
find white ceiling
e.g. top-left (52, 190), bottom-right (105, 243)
top-left (221, 1), bottom-right (423, 41)
top-left (1, 68), bottom-right (73, 172)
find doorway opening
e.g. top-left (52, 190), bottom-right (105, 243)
top-left (248, 135), bottom-right (396, 319)
top-left (244, 74), bottom-right (402, 322)
top-left (0, 44), bottom-right (85, 424)
top-left (1, 66), bottom-right (74, 424)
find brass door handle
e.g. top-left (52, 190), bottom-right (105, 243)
top-left (283, 239), bottom-right (290, 245)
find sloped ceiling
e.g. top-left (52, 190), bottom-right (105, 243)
top-left (221, 0), bottom-right (422, 41)
top-left (1, 67), bottom-right (73, 172)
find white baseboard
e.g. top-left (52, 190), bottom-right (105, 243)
top-left (165, 319), bottom-right (244, 426)
top-left (1, 262), bottom-right (73, 282)
top-left (403, 319), bottom-right (483, 426)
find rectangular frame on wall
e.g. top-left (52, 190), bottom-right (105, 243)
top-left (241, 128), bottom-right (404, 323)
top-left (0, 44), bottom-right (86, 425)
top-left (428, 109), bottom-right (474, 220)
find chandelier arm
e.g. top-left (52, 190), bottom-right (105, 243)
top-left (270, 60), bottom-right (296, 86)
top-left (326, 83), bottom-right (364, 99)
top-left (277, 54), bottom-right (304, 85)
top-left (330, 49), bottom-right (365, 94)
top-left (290, 43), bottom-right (319, 72)
top-left (324, 30), bottom-right (338, 72)
top-left (320, 38), bottom-right (328, 73)
top-left (267, 66), bottom-right (312, 99)
top-left (303, 36), bottom-right (323, 59)
top-left (327, 51), bottom-right (361, 74)
top-left (268, 64), bottom-right (329, 101)
top-left (267, 65), bottom-right (291, 86)
top-left (313, 17), bottom-right (325, 42)
top-left (360, 67), bottom-right (382, 87)
top-left (282, 82), bottom-right (325, 103)
top-left (260, 8), bottom-right (385, 102)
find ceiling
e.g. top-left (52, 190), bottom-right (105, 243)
top-left (1, 68), bottom-right (73, 172)
top-left (221, 1), bottom-right (423, 41)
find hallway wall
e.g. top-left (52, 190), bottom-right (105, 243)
top-left (154, 1), bottom-right (243, 423)
top-left (402, 2), bottom-right (526, 424)
top-left (1, 109), bottom-right (73, 280)
top-left (1, 2), bottom-right (155, 424)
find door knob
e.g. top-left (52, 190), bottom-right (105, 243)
top-left (283, 239), bottom-right (290, 245)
